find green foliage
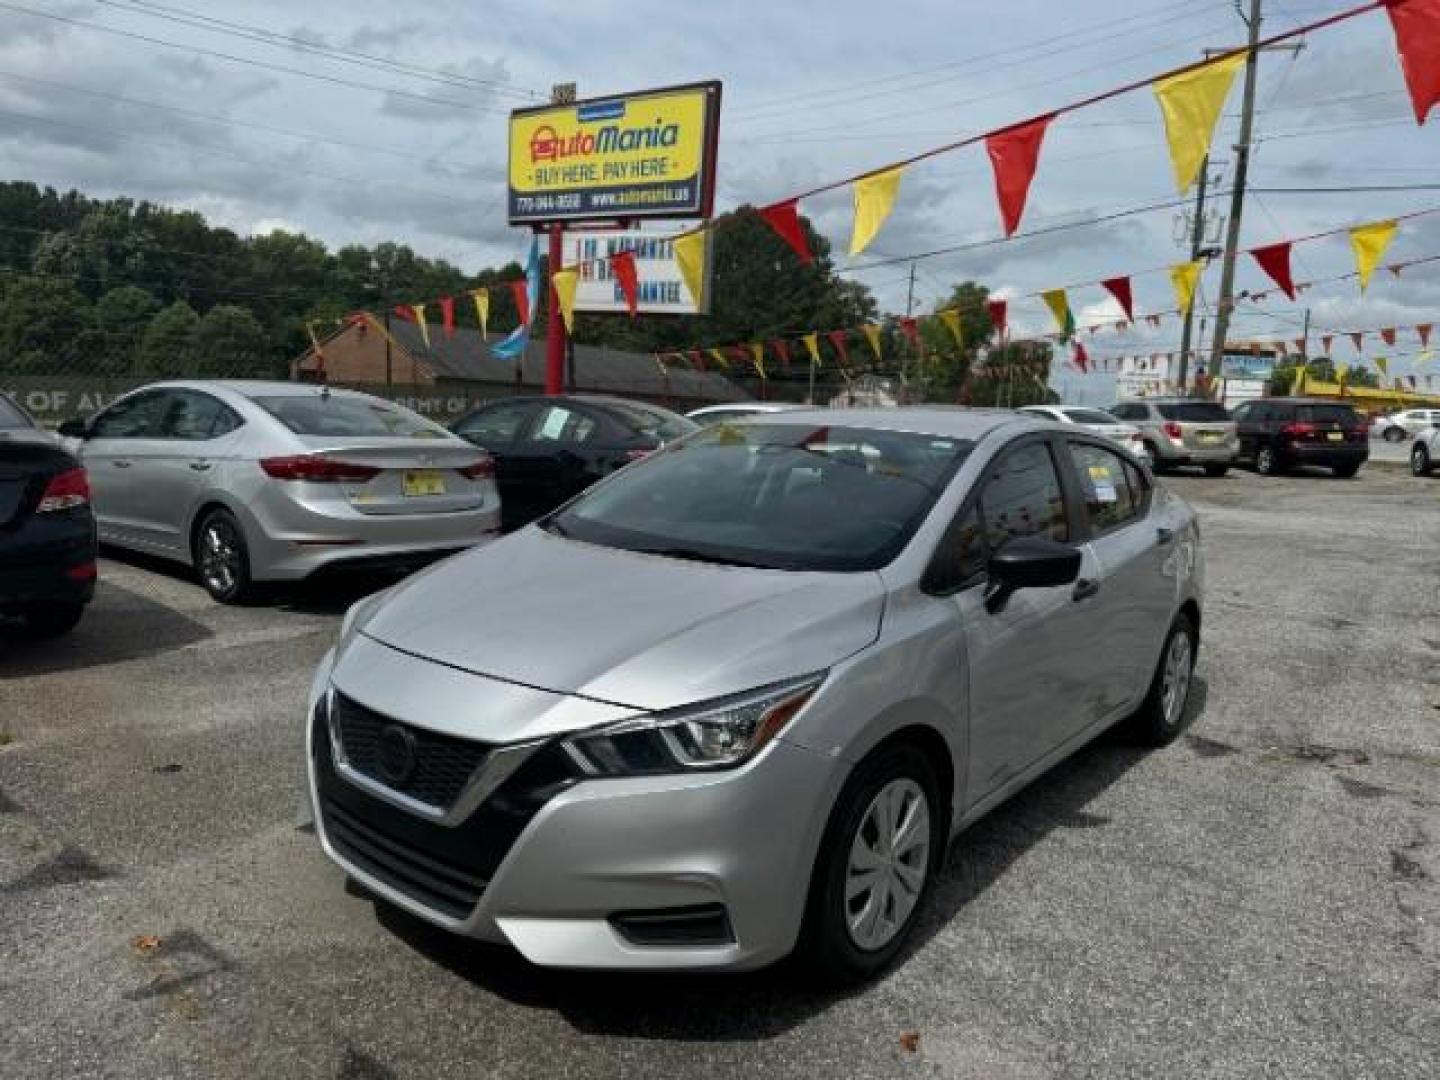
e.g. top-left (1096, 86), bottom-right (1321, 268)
top-left (1270, 357), bottom-right (1380, 394)
top-left (92, 286), bottom-right (159, 375)
top-left (133, 300), bottom-right (200, 377)
top-left (0, 275), bottom-right (93, 375)
top-left (194, 305), bottom-right (272, 378)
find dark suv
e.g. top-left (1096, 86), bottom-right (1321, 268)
top-left (1231, 398), bottom-right (1368, 477)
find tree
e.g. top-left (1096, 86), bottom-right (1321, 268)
top-left (91, 286), bottom-right (159, 375)
top-left (0, 275), bottom-right (93, 375)
top-left (133, 300), bottom-right (199, 377)
top-left (194, 304), bottom-right (271, 377)
top-left (918, 282), bottom-right (998, 400)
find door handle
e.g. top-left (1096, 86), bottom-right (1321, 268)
top-left (1072, 578), bottom-right (1100, 602)
top-left (189, 460), bottom-right (213, 471)
top-left (113, 460), bottom-right (132, 469)
top-left (1156, 526), bottom-right (1175, 546)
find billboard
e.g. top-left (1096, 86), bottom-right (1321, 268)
top-left (563, 229), bottom-right (711, 314)
top-left (508, 82), bottom-right (722, 225)
top-left (1219, 352), bottom-right (1276, 380)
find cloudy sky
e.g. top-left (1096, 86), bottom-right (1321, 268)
top-left (0, 0), bottom-right (1435, 401)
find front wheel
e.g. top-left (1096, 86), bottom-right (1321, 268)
top-left (1412, 444), bottom-right (1433, 476)
top-left (798, 743), bottom-right (941, 985)
top-left (1120, 612), bottom-right (1198, 746)
top-left (193, 508), bottom-right (254, 604)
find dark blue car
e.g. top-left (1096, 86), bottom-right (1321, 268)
top-left (1, 394), bottom-right (97, 636)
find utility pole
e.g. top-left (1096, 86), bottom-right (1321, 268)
top-left (1299, 307), bottom-right (1311, 361)
top-left (902, 260), bottom-right (917, 393)
top-left (1176, 154), bottom-right (1214, 393)
top-left (544, 82), bottom-right (576, 397)
top-left (1207, 0), bottom-right (1263, 381)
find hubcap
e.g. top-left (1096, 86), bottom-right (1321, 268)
top-left (199, 521), bottom-right (240, 595)
top-left (1161, 630), bottom-right (1193, 728)
top-left (1413, 449), bottom-right (1427, 474)
top-left (845, 778), bottom-right (930, 952)
top-left (1257, 448), bottom-right (1272, 472)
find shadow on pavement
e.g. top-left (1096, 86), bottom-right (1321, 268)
top-left (367, 683), bottom-right (1211, 1041)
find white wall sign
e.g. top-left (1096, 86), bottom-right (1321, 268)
top-left (562, 228), bottom-right (710, 315)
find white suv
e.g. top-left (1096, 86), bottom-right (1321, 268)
top-left (1410, 420), bottom-right (1440, 475)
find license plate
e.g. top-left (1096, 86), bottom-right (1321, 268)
top-left (1197, 431), bottom-right (1222, 443)
top-left (1327, 431), bottom-right (1343, 442)
top-left (403, 469), bottom-right (446, 497)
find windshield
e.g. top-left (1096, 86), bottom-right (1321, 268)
top-left (254, 394), bottom-right (450, 439)
top-left (0, 395), bottom-right (34, 429)
top-left (1297, 404), bottom-right (1359, 425)
top-left (547, 423), bottom-right (973, 572)
top-left (1060, 408), bottom-right (1121, 425)
top-left (1157, 402), bottom-right (1230, 422)
top-left (604, 400), bottom-right (698, 441)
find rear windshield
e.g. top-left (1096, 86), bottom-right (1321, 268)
top-left (255, 395), bottom-right (449, 439)
top-left (1297, 404), bottom-right (1359, 425)
top-left (1157, 402), bottom-right (1231, 422)
top-left (1060, 408), bottom-right (1121, 425)
top-left (0, 395), bottom-right (34, 429)
top-left (603, 401), bottom-right (698, 441)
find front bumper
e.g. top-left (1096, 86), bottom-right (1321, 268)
top-left (305, 652), bottom-right (841, 971)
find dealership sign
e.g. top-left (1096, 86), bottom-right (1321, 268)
top-left (1219, 352), bottom-right (1277, 380)
top-left (508, 82), bottom-right (721, 224)
top-left (562, 229), bottom-right (711, 314)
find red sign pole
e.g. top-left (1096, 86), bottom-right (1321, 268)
top-left (545, 223), bottom-right (565, 396)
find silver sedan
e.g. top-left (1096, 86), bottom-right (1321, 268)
top-left (305, 408), bottom-right (1202, 981)
top-left (62, 381), bottom-right (500, 602)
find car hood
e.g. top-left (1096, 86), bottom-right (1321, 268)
top-left (357, 527), bottom-right (886, 712)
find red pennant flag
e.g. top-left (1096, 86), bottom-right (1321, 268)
top-left (1386, 0), bottom-right (1440, 124)
top-left (826, 329), bottom-right (850, 364)
top-left (729, 345), bottom-right (749, 367)
top-left (1382, 327), bottom-right (1397, 346)
top-left (508, 280), bottom-right (530, 328)
top-left (1322, 334), bottom-right (1334, 354)
top-left (1101, 277), bottom-right (1134, 322)
top-left (392, 304), bottom-right (415, 322)
top-left (439, 295), bottom-right (456, 340)
top-left (611, 251), bottom-right (639, 317)
top-left (986, 299), bottom-right (1008, 338)
top-left (985, 114), bottom-right (1055, 236)
top-left (1249, 241), bottom-right (1297, 300)
top-left (1350, 331), bottom-right (1364, 352)
top-left (1072, 341), bottom-right (1089, 373)
top-left (1419, 323), bottom-right (1433, 346)
top-left (689, 348), bottom-right (706, 371)
top-left (758, 201), bottom-right (813, 265)
top-left (768, 339), bottom-right (790, 368)
top-left (899, 316), bottom-right (921, 348)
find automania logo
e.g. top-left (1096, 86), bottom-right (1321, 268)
top-left (529, 120), bottom-right (681, 164)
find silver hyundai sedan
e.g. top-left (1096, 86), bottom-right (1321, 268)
top-left (306, 408), bottom-right (1203, 981)
top-left (63, 381), bottom-right (500, 603)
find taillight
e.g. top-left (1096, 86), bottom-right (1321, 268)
top-left (1280, 422), bottom-right (1316, 439)
top-left (457, 455), bottom-right (495, 480)
top-left (37, 467), bottom-right (90, 512)
top-left (1163, 422), bottom-right (1183, 440)
top-left (259, 455), bottom-right (381, 483)
top-left (623, 448), bottom-right (653, 463)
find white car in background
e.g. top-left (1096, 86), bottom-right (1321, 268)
top-left (686, 402), bottom-right (809, 426)
top-left (1409, 419), bottom-right (1440, 476)
top-left (1374, 409), bottom-right (1440, 442)
top-left (1019, 406), bottom-right (1150, 463)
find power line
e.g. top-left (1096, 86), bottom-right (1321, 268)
top-left (0, 1), bottom-right (511, 116)
top-left (88, 0), bottom-right (540, 100)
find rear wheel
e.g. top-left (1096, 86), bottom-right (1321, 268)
top-left (1412, 444), bottom-right (1433, 476)
top-left (1121, 612), bottom-right (1198, 746)
top-left (798, 743), bottom-right (940, 985)
top-left (193, 508), bottom-right (254, 605)
top-left (1255, 445), bottom-right (1280, 476)
top-left (23, 603), bottom-right (84, 637)
top-left (1202, 463), bottom-right (1229, 478)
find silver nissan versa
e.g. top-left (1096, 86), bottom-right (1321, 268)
top-left (306, 408), bottom-right (1203, 981)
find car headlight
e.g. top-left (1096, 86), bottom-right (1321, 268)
top-left (560, 673), bottom-right (826, 776)
top-left (339, 588), bottom-right (390, 641)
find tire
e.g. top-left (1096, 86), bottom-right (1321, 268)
top-left (1254, 444), bottom-right (1280, 476)
top-left (1383, 427), bottom-right (1407, 444)
top-left (23, 603), bottom-right (84, 637)
top-left (193, 507), bottom-right (254, 604)
top-left (1332, 462), bottom-right (1361, 479)
top-left (1412, 444), bottom-right (1433, 477)
top-left (1120, 612), bottom-right (1198, 747)
top-left (798, 742), bottom-right (942, 985)
top-left (1202, 463), bottom-right (1229, 478)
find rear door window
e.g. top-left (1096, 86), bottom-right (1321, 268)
top-left (526, 405), bottom-right (597, 445)
top-left (161, 391), bottom-right (241, 441)
top-left (454, 401), bottom-right (536, 448)
top-left (1065, 440), bottom-right (1141, 534)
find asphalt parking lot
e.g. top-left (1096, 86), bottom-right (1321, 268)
top-left (2, 465), bottom-right (1437, 1079)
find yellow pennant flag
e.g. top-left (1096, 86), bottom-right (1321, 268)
top-left (471, 288), bottom-right (490, 340)
top-left (1335, 361), bottom-right (1349, 383)
top-left (849, 166), bottom-right (904, 256)
top-left (551, 269), bottom-right (579, 333)
top-left (1153, 52), bottom-right (1245, 193)
top-left (1375, 356), bottom-right (1389, 376)
top-left (1170, 260), bottom-right (1203, 316)
top-left (1350, 220), bottom-right (1398, 292)
top-left (674, 229), bottom-right (708, 308)
top-left (708, 347), bottom-right (729, 370)
top-left (411, 303), bottom-right (431, 348)
top-left (938, 308), bottom-right (964, 348)
top-left (802, 331), bottom-right (822, 368)
top-left (862, 323), bottom-right (883, 362)
top-left (1293, 364), bottom-right (1306, 394)
top-left (749, 342), bottom-right (767, 379)
top-left (1041, 288), bottom-right (1074, 338)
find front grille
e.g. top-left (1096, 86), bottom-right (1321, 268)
top-left (332, 692), bottom-right (487, 809)
top-left (322, 798), bottom-right (485, 919)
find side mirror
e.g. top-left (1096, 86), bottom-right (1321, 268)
top-left (985, 536), bottom-right (1082, 613)
top-left (57, 418), bottom-right (88, 438)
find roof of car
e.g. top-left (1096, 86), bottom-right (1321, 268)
top-left (135, 380), bottom-right (379, 400)
top-left (742, 406), bottom-right (1037, 440)
top-left (458, 394), bottom-right (688, 415)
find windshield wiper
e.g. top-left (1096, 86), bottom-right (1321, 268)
top-left (632, 546), bottom-right (776, 569)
